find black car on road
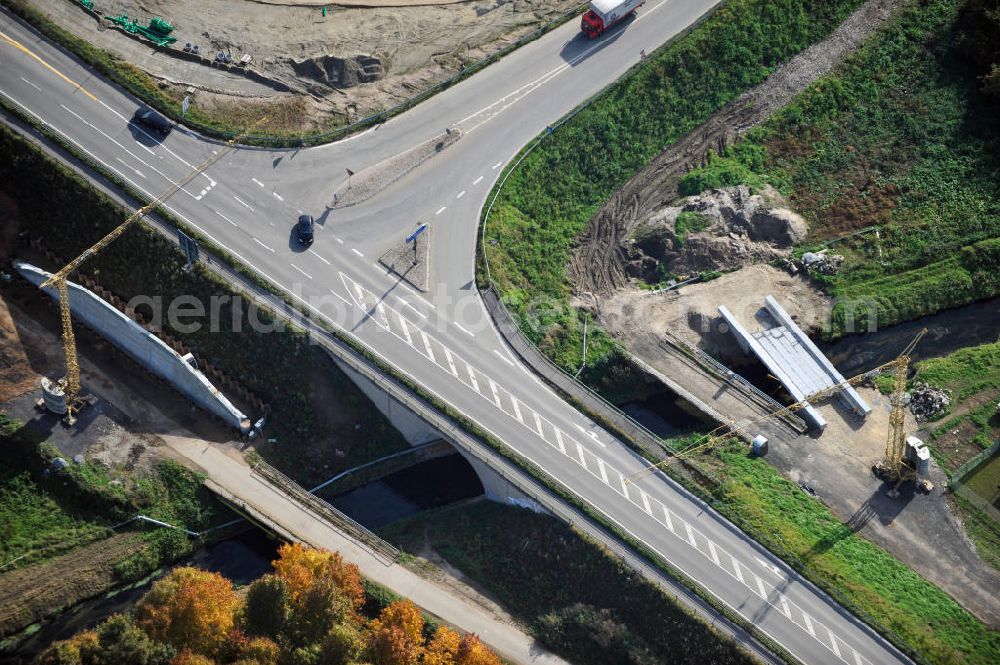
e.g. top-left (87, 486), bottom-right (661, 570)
top-left (297, 215), bottom-right (315, 245)
top-left (132, 107), bottom-right (173, 136)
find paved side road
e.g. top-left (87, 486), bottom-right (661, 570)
top-left (160, 435), bottom-right (568, 665)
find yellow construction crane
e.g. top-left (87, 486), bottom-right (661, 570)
top-left (877, 327), bottom-right (927, 492)
top-left (625, 329), bottom-right (928, 485)
top-left (41, 118), bottom-right (265, 423)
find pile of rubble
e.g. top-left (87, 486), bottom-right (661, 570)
top-left (909, 382), bottom-right (951, 422)
top-left (780, 249), bottom-right (845, 277)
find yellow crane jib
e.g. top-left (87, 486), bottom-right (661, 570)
top-left (40, 116), bottom-right (267, 423)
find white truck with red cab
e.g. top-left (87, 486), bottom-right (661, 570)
top-left (580, 0), bottom-right (644, 38)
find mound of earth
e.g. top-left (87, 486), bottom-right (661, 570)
top-left (628, 185), bottom-right (807, 282)
top-left (290, 53), bottom-right (385, 88)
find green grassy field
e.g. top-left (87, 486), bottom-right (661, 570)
top-left (695, 0), bottom-right (1000, 338)
top-left (917, 340), bottom-right (1000, 452)
top-left (700, 441), bottom-right (1000, 665)
top-left (382, 500), bottom-right (755, 665)
top-left (480, 0), bottom-right (864, 396)
top-left (0, 413), bottom-right (218, 579)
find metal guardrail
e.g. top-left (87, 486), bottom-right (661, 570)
top-left (252, 459), bottom-right (400, 563)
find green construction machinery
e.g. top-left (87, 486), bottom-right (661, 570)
top-left (106, 14), bottom-right (177, 47)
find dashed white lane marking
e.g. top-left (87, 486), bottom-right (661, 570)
top-left (492, 161), bottom-right (502, 169)
top-left (291, 263), bottom-right (312, 280)
top-left (554, 428), bottom-right (567, 454)
top-left (115, 157), bottom-right (146, 179)
top-left (733, 559), bottom-right (745, 584)
top-left (19, 76), bottom-right (41, 91)
top-left (436, 206), bottom-right (447, 215)
top-left (454, 321), bottom-right (475, 337)
top-left (685, 523), bottom-right (698, 548)
top-left (329, 289), bottom-right (351, 306)
top-left (215, 210), bottom-right (237, 227)
top-left (251, 177), bottom-right (264, 187)
top-left (375, 302), bottom-right (389, 329)
top-left (640, 490), bottom-right (652, 515)
top-left (493, 349), bottom-right (515, 366)
top-left (575, 442), bottom-right (587, 467)
top-left (620, 473), bottom-right (630, 499)
top-left (420, 331), bottom-right (435, 363)
top-left (829, 630), bottom-right (841, 658)
top-left (533, 412), bottom-right (544, 437)
top-left (351, 248), bottom-right (364, 257)
top-left (297, 209), bottom-right (304, 214)
top-left (780, 596), bottom-right (792, 619)
top-left (803, 613), bottom-right (816, 637)
top-left (854, 647), bottom-right (865, 665)
top-left (398, 297), bottom-right (428, 319)
top-left (755, 575), bottom-right (768, 599)
top-left (234, 195), bottom-right (254, 211)
top-left (597, 458), bottom-right (609, 484)
top-left (252, 238), bottom-right (274, 252)
top-left (708, 540), bottom-right (720, 565)
top-left (336, 237), bottom-right (345, 244)
top-left (488, 378), bottom-right (502, 408)
top-left (466, 364), bottom-right (480, 392)
top-left (472, 175), bottom-right (484, 185)
top-left (273, 192), bottom-right (284, 201)
top-left (398, 315), bottom-right (413, 345)
top-left (443, 347), bottom-right (459, 377)
top-left (662, 505), bottom-right (674, 532)
top-left (755, 557), bottom-right (783, 578)
top-left (456, 190), bottom-right (465, 199)
top-left (308, 249), bottom-right (330, 265)
top-left (511, 397), bottom-right (523, 423)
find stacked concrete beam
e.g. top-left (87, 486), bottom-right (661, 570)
top-left (763, 295), bottom-right (871, 418)
top-left (718, 304), bottom-right (826, 430)
top-left (16, 262), bottom-right (250, 432)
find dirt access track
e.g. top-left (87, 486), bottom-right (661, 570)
top-left (28, 0), bottom-right (580, 132)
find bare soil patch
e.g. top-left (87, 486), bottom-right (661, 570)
top-left (588, 264), bottom-right (831, 358)
top-left (568, 0), bottom-right (901, 295)
top-left (28, 0), bottom-right (579, 132)
top-left (0, 533), bottom-right (145, 637)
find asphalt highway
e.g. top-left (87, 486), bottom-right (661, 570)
top-left (0, 3), bottom-right (912, 663)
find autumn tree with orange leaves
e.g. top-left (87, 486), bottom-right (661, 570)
top-left (38, 545), bottom-right (503, 665)
top-left (136, 567), bottom-right (240, 658)
top-left (369, 600), bottom-right (426, 665)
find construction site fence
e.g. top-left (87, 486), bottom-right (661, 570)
top-left (951, 439), bottom-right (1000, 485)
top-left (950, 439), bottom-right (1000, 524)
top-left (251, 459), bottom-right (400, 563)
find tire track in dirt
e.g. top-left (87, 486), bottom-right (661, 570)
top-left (568, 0), bottom-right (902, 295)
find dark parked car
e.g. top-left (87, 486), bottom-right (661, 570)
top-left (132, 107), bottom-right (173, 136)
top-left (297, 215), bottom-right (314, 245)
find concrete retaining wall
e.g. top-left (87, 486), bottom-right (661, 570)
top-left (16, 262), bottom-right (249, 431)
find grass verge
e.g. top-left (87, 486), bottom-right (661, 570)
top-left (0, 413), bottom-right (220, 580)
top-left (687, 0), bottom-right (1000, 338)
top-left (697, 441), bottom-right (1000, 665)
top-left (382, 500), bottom-right (756, 665)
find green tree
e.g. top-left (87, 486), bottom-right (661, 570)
top-left (242, 574), bottom-right (288, 640)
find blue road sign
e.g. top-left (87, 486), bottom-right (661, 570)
top-left (406, 224), bottom-right (428, 244)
